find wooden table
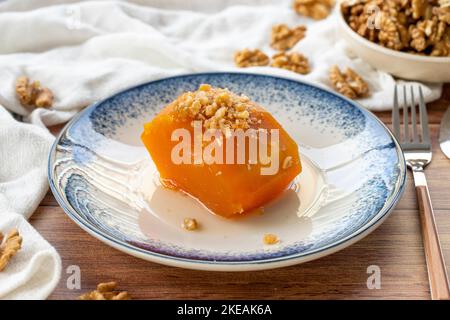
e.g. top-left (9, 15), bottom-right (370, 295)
top-left (32, 84), bottom-right (450, 300)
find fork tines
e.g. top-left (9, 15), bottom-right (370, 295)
top-left (392, 85), bottom-right (431, 150)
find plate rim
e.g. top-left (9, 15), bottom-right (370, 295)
top-left (48, 71), bottom-right (407, 271)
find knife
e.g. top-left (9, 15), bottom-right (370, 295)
top-left (440, 106), bottom-right (450, 159)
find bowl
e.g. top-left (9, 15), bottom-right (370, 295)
top-left (337, 7), bottom-right (450, 83)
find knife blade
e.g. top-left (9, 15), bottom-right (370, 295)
top-left (440, 106), bottom-right (450, 159)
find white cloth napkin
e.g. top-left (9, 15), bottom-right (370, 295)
top-left (0, 107), bottom-right (61, 300)
top-left (0, 0), bottom-right (445, 300)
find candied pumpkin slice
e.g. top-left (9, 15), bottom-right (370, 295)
top-left (141, 84), bottom-right (301, 218)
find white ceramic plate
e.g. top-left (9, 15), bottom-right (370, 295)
top-left (49, 72), bottom-right (406, 271)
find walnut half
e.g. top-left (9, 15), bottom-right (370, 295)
top-left (293, 0), bottom-right (336, 20)
top-left (79, 282), bottom-right (131, 300)
top-left (270, 24), bottom-right (307, 51)
top-left (234, 49), bottom-right (270, 68)
top-left (271, 52), bottom-right (311, 75)
top-left (329, 65), bottom-right (369, 99)
top-left (0, 228), bottom-right (22, 272)
top-left (15, 76), bottom-right (54, 109)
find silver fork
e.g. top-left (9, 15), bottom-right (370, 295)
top-left (393, 85), bottom-right (450, 300)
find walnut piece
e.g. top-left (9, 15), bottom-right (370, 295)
top-left (271, 52), bottom-right (311, 75)
top-left (0, 228), bottom-right (22, 272)
top-left (15, 76), bottom-right (54, 109)
top-left (182, 218), bottom-right (198, 231)
top-left (293, 0), bottom-right (336, 20)
top-left (342, 0), bottom-right (450, 57)
top-left (270, 24), bottom-right (307, 51)
top-left (329, 65), bottom-right (369, 99)
top-left (173, 84), bottom-right (259, 132)
top-left (435, 5), bottom-right (450, 23)
top-left (378, 11), bottom-right (410, 51)
top-left (79, 282), bottom-right (131, 300)
top-left (234, 49), bottom-right (270, 68)
top-left (263, 234), bottom-right (279, 245)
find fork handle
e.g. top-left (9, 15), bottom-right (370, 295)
top-left (413, 170), bottom-right (450, 300)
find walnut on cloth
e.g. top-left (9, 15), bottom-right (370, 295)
top-left (234, 49), bottom-right (270, 67)
top-left (271, 52), bottom-right (311, 75)
top-left (341, 0), bottom-right (450, 57)
top-left (0, 229), bottom-right (23, 272)
top-left (15, 76), bottom-right (54, 109)
top-left (79, 282), bottom-right (131, 300)
top-left (329, 65), bottom-right (369, 99)
top-left (270, 24), bottom-right (307, 51)
top-left (293, 0), bottom-right (336, 20)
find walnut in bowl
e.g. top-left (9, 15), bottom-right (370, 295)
top-left (337, 0), bottom-right (450, 82)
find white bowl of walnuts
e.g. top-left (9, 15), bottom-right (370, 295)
top-left (337, 0), bottom-right (450, 83)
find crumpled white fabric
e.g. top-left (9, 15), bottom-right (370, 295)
top-left (0, 106), bottom-right (61, 300)
top-left (0, 0), bottom-right (444, 300)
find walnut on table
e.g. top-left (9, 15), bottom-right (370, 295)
top-left (15, 76), bottom-right (54, 109)
top-left (271, 52), bottom-right (311, 75)
top-left (293, 0), bottom-right (336, 20)
top-left (270, 24), bottom-right (307, 51)
top-left (0, 229), bottom-right (22, 272)
top-left (234, 49), bottom-right (270, 68)
top-left (79, 281), bottom-right (131, 300)
top-left (329, 65), bottom-right (369, 99)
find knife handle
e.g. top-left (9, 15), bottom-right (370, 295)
top-left (413, 170), bottom-right (450, 300)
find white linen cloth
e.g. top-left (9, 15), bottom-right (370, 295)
top-left (0, 107), bottom-right (61, 300)
top-left (0, 0), bottom-right (444, 299)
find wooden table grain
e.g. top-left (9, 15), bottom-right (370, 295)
top-left (32, 84), bottom-right (450, 300)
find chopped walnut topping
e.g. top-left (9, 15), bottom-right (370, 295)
top-left (173, 84), bottom-right (258, 132)
top-left (182, 218), bottom-right (199, 231)
top-left (234, 49), bottom-right (270, 68)
top-left (15, 76), bottom-right (54, 109)
top-left (263, 234), bottom-right (279, 245)
top-left (293, 0), bottom-right (336, 20)
top-left (342, 0), bottom-right (450, 56)
top-left (271, 52), bottom-right (311, 75)
top-left (329, 65), bottom-right (369, 99)
top-left (270, 24), bottom-right (307, 51)
top-left (79, 282), bottom-right (131, 300)
top-left (0, 229), bottom-right (23, 272)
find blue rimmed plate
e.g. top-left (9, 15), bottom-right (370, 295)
top-left (48, 72), bottom-right (406, 271)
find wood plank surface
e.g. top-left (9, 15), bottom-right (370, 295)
top-left (30, 84), bottom-right (450, 300)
